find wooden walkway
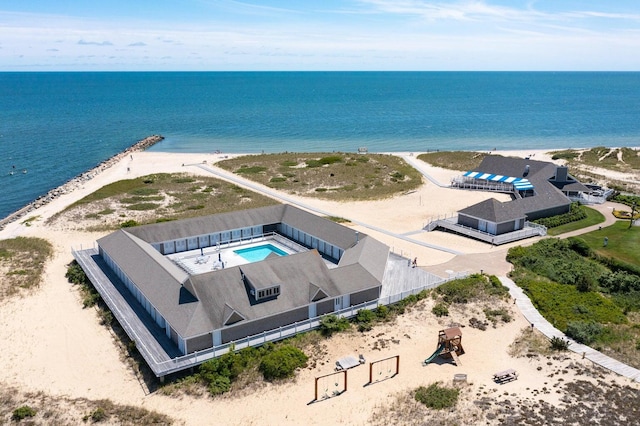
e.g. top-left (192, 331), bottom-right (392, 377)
top-left (73, 248), bottom-right (201, 378)
top-left (499, 276), bottom-right (640, 383)
top-left (380, 254), bottom-right (447, 298)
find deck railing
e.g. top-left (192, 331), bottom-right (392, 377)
top-left (150, 273), bottom-right (462, 376)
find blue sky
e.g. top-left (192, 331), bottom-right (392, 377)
top-left (1, 0), bottom-right (639, 71)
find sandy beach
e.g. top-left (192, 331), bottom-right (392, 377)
top-left (1, 148), bottom-right (638, 425)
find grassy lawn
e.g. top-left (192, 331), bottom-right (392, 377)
top-left (217, 152), bottom-right (422, 201)
top-left (577, 220), bottom-right (640, 266)
top-left (546, 206), bottom-right (605, 236)
top-left (417, 151), bottom-right (488, 171)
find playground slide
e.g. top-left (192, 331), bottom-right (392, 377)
top-left (423, 343), bottom-right (446, 365)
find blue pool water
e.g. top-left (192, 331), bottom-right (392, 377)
top-left (234, 244), bottom-right (288, 262)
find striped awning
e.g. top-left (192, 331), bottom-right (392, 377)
top-left (463, 171), bottom-right (534, 191)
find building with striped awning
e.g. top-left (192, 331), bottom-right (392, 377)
top-left (447, 155), bottom-right (589, 241)
top-left (462, 171), bottom-right (535, 191)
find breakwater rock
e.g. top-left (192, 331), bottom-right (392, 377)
top-left (0, 135), bottom-right (164, 230)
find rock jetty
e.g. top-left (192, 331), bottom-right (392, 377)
top-left (0, 135), bottom-right (164, 230)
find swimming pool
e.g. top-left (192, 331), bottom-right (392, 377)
top-left (234, 244), bottom-right (288, 262)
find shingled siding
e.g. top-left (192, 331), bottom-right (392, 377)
top-left (458, 215), bottom-right (479, 230)
top-left (186, 332), bottom-right (213, 353)
top-left (158, 225), bottom-right (265, 255)
top-left (220, 306), bottom-right (309, 343)
top-left (277, 223), bottom-right (343, 262)
top-left (496, 220), bottom-right (519, 234)
top-left (524, 204), bottom-right (570, 221)
top-left (316, 299), bottom-right (335, 316)
top-left (349, 286), bottom-right (381, 306)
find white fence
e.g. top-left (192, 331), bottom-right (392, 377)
top-left (153, 276), bottom-right (457, 375)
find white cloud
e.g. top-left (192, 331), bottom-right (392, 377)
top-left (78, 40), bottom-right (114, 46)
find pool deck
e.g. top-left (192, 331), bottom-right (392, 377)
top-left (167, 235), bottom-right (327, 275)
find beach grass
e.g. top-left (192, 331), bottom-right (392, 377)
top-left (0, 237), bottom-right (53, 301)
top-left (217, 152), bottom-right (422, 201)
top-left (416, 151), bottom-right (489, 171)
top-left (54, 173), bottom-right (279, 229)
top-left (551, 146), bottom-right (640, 172)
top-left (546, 206), bottom-right (606, 236)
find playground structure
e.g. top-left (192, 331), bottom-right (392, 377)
top-left (312, 354), bottom-right (400, 402)
top-left (423, 327), bottom-right (465, 366)
top-left (367, 355), bottom-right (400, 385)
top-left (314, 370), bottom-right (347, 401)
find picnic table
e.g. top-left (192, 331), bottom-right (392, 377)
top-left (493, 369), bottom-right (518, 383)
top-left (335, 355), bottom-right (365, 371)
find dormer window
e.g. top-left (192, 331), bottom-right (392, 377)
top-left (256, 285), bottom-right (280, 301)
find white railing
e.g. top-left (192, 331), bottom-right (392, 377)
top-left (424, 216), bottom-right (545, 245)
top-left (450, 177), bottom-right (515, 194)
top-left (152, 275), bottom-right (462, 374)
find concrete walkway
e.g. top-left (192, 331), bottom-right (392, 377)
top-left (499, 276), bottom-right (640, 383)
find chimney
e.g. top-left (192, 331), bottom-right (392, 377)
top-left (555, 166), bottom-right (568, 182)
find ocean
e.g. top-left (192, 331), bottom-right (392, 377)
top-left (2, 71), bottom-right (640, 220)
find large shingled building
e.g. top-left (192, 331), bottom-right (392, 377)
top-left (445, 155), bottom-right (591, 243)
top-left (91, 204), bottom-right (389, 365)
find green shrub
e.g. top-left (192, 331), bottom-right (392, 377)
top-left (435, 274), bottom-right (507, 304)
top-left (484, 308), bottom-right (512, 324)
top-left (567, 237), bottom-right (592, 257)
top-left (507, 238), bottom-right (607, 288)
top-left (517, 278), bottom-right (626, 330)
top-left (318, 314), bottom-right (350, 336)
top-left (65, 262), bottom-right (90, 286)
top-left (235, 166), bottom-right (267, 174)
top-left (565, 321), bottom-right (603, 345)
top-left (90, 407), bottom-right (107, 422)
top-left (12, 405), bottom-right (36, 421)
top-left (198, 347), bottom-right (261, 396)
top-left (270, 177), bottom-right (287, 183)
top-left (375, 305), bottom-right (389, 320)
top-left (414, 383), bottom-right (459, 410)
top-left (120, 219), bottom-right (139, 228)
top-left (549, 336), bottom-right (571, 351)
top-left (355, 309), bottom-right (376, 332)
top-left (532, 203), bottom-right (587, 228)
top-left (432, 302), bottom-right (449, 317)
top-left (172, 177), bottom-right (196, 183)
top-left (259, 345), bottom-right (308, 381)
top-left (318, 155), bottom-right (343, 165)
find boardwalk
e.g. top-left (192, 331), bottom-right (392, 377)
top-left (380, 254), bottom-right (447, 298)
top-left (499, 276), bottom-right (640, 383)
top-left (73, 248), bottom-right (202, 378)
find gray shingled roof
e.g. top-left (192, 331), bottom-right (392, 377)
top-left (125, 204), bottom-right (363, 250)
top-left (463, 156), bottom-right (577, 221)
top-left (458, 198), bottom-right (526, 223)
top-left (98, 205), bottom-right (388, 341)
top-left (185, 250), bottom-right (341, 332)
top-left (125, 204), bottom-right (287, 244)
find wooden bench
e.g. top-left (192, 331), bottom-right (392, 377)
top-left (493, 369), bottom-right (518, 383)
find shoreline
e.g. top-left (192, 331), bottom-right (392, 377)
top-left (0, 135), bottom-right (164, 230)
top-left (2, 143), bottom-right (633, 231)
